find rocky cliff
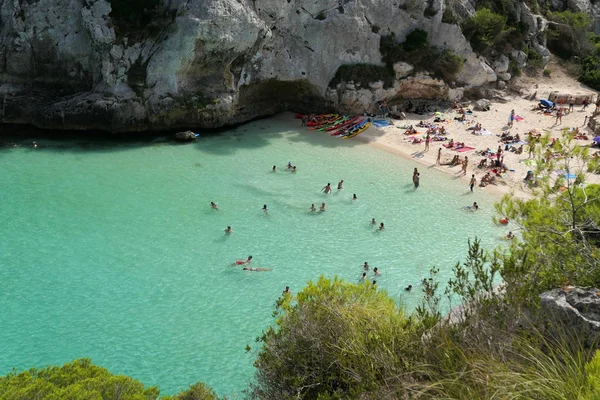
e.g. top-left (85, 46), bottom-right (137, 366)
top-left (0, 0), bottom-right (579, 132)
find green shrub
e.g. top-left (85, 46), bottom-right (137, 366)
top-left (462, 8), bottom-right (507, 53)
top-left (0, 359), bottom-right (160, 399)
top-left (402, 28), bottom-right (429, 52)
top-left (250, 277), bottom-right (421, 399)
top-left (442, 8), bottom-right (458, 24)
top-left (580, 54), bottom-right (600, 90)
top-left (547, 11), bottom-right (592, 59)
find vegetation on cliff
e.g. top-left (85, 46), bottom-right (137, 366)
top-left (329, 29), bottom-right (464, 88)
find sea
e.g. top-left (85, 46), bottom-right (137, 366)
top-left (0, 114), bottom-right (506, 397)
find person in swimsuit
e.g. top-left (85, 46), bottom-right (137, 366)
top-left (243, 267), bottom-right (272, 271)
top-left (292, 166), bottom-right (297, 173)
top-left (337, 180), bottom-right (344, 190)
top-left (272, 165), bottom-right (276, 172)
top-left (360, 272), bottom-right (367, 281)
top-left (234, 255), bottom-right (253, 265)
top-left (210, 201), bottom-right (219, 210)
top-left (379, 222), bottom-right (385, 230)
top-left (310, 203), bottom-right (317, 212)
top-left (262, 204), bottom-right (269, 214)
top-left (469, 174), bottom-right (476, 192)
top-left (282, 286), bottom-right (292, 295)
top-left (371, 218), bottom-right (377, 225)
top-left (363, 262), bottom-right (370, 271)
top-left (320, 202), bottom-right (326, 212)
top-left (224, 226), bottom-right (232, 234)
top-left (352, 194), bottom-right (358, 200)
top-left (405, 285), bottom-right (413, 292)
top-left (373, 267), bottom-right (381, 276)
top-left (322, 183), bottom-right (332, 194)
top-left (413, 168), bottom-right (420, 189)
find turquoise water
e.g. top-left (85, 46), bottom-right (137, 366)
top-left (0, 115), bottom-right (505, 397)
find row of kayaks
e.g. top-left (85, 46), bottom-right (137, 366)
top-left (296, 114), bottom-right (372, 139)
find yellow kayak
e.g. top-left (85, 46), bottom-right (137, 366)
top-left (341, 121), bottom-right (372, 139)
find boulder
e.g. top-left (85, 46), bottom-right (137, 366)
top-left (498, 72), bottom-right (512, 81)
top-left (493, 55), bottom-right (510, 74)
top-left (393, 62), bottom-right (415, 79)
top-left (174, 130), bottom-right (197, 141)
top-left (511, 50), bottom-right (528, 68)
top-left (474, 99), bottom-right (491, 111)
top-left (539, 287), bottom-right (600, 347)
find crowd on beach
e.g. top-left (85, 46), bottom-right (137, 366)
top-left (386, 93), bottom-right (598, 194)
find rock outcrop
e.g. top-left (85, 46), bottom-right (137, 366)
top-left (539, 287), bottom-right (600, 347)
top-left (0, 0), bottom-right (583, 132)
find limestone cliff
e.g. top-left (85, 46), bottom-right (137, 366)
top-left (0, 0), bottom-right (573, 132)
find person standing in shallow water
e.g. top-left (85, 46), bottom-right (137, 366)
top-left (322, 183), bottom-right (332, 194)
top-left (379, 222), bottom-right (385, 230)
top-left (469, 174), bottom-right (476, 192)
top-left (337, 180), bottom-right (344, 190)
top-left (424, 132), bottom-right (430, 152)
top-left (436, 147), bottom-right (442, 165)
top-left (272, 165), bottom-right (276, 172)
top-left (413, 168), bottom-right (420, 189)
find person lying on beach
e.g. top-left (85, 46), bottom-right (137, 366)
top-left (243, 267), bottom-right (272, 272)
top-left (404, 126), bottom-right (417, 135)
top-left (233, 256), bottom-right (253, 266)
top-left (455, 142), bottom-right (465, 149)
top-left (472, 123), bottom-right (482, 133)
top-left (515, 145), bottom-right (524, 154)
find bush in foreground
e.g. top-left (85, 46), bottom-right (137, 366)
top-left (0, 359), bottom-right (219, 400)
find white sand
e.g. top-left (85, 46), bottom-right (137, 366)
top-left (358, 58), bottom-right (599, 199)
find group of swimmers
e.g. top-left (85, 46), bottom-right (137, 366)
top-left (360, 262), bottom-right (382, 285)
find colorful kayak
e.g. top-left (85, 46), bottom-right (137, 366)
top-left (333, 119), bottom-right (368, 138)
top-left (342, 121), bottom-right (372, 139)
top-left (328, 116), bottom-right (361, 134)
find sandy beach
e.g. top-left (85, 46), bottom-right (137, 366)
top-left (358, 58), bottom-right (600, 199)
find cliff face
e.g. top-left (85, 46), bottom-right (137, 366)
top-left (0, 0), bottom-right (562, 131)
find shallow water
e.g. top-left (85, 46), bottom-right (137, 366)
top-left (0, 115), bottom-right (506, 396)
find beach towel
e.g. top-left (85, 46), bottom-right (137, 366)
top-left (455, 146), bottom-right (476, 152)
top-left (373, 119), bottom-right (391, 128)
top-left (480, 129), bottom-right (494, 136)
top-left (514, 115), bottom-right (524, 122)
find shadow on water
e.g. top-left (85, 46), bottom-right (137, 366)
top-left (0, 112), bottom-right (380, 155)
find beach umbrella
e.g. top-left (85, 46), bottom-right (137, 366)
top-left (539, 99), bottom-right (554, 108)
top-left (593, 136), bottom-right (600, 143)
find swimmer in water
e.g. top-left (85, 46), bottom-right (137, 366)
top-left (405, 285), bottom-right (413, 292)
top-left (292, 166), bottom-right (297, 173)
top-left (373, 267), bottom-right (381, 276)
top-left (506, 231), bottom-right (514, 240)
top-left (320, 202), bottom-right (326, 212)
top-left (352, 194), bottom-right (358, 200)
top-left (233, 255), bottom-right (253, 266)
top-left (379, 222), bottom-right (385, 230)
top-left (262, 204), bottom-right (269, 214)
top-left (310, 203), bottom-right (317, 212)
top-left (413, 168), bottom-right (420, 189)
top-left (243, 267), bottom-right (272, 271)
top-left (287, 162), bottom-right (292, 170)
top-left (282, 286), bottom-right (292, 295)
top-left (371, 218), bottom-right (377, 225)
top-left (372, 280), bottom-right (377, 286)
top-left (360, 272), bottom-right (367, 281)
top-left (363, 262), bottom-right (370, 271)
top-left (337, 180), bottom-right (344, 190)
top-left (224, 226), bottom-right (232, 234)
top-left (272, 165), bottom-right (276, 172)
top-left (210, 201), bottom-right (219, 210)
top-left (322, 183), bottom-right (332, 194)
top-left (472, 202), bottom-right (479, 210)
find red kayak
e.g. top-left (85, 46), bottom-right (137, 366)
top-left (326, 116), bottom-right (360, 132)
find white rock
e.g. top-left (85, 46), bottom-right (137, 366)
top-left (494, 55), bottom-right (509, 74)
top-left (393, 62), bottom-right (414, 79)
top-left (498, 72), bottom-right (512, 81)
